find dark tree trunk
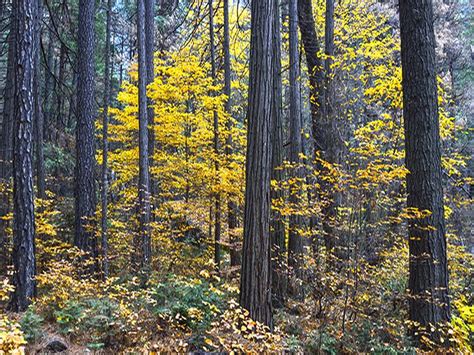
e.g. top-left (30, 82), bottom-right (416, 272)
top-left (0, 26), bottom-right (15, 255)
top-left (35, 4), bottom-right (45, 200)
top-left (321, 0), bottom-right (337, 255)
top-left (11, 0), bottom-right (38, 312)
top-left (137, 0), bottom-right (152, 274)
top-left (270, 0), bottom-right (286, 309)
top-left (42, 28), bottom-right (54, 141)
top-left (297, 0), bottom-right (324, 143)
top-left (145, 0), bottom-right (156, 208)
top-left (287, 0), bottom-right (304, 298)
top-left (101, 0), bottom-right (113, 280)
top-left (223, 0), bottom-right (241, 268)
top-left (75, 0), bottom-right (98, 265)
top-left (209, 0), bottom-right (221, 271)
top-left (399, 0), bottom-right (451, 346)
top-left (239, 0), bottom-right (275, 328)
top-left (56, 42), bottom-right (67, 138)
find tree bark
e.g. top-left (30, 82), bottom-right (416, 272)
top-left (223, 0), bottom-right (241, 268)
top-left (75, 0), bottom-right (98, 266)
top-left (137, 0), bottom-right (152, 274)
top-left (287, 0), bottom-right (304, 298)
top-left (270, 0), bottom-right (286, 309)
top-left (11, 0), bottom-right (38, 312)
top-left (239, 0), bottom-right (275, 328)
top-left (209, 0), bottom-right (221, 271)
top-left (101, 0), bottom-right (113, 280)
top-left (399, 0), bottom-right (451, 346)
top-left (0, 24), bottom-right (15, 256)
top-left (35, 3), bottom-right (45, 200)
top-left (145, 0), bottom-right (156, 209)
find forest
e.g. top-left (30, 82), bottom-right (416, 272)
top-left (0, 0), bottom-right (473, 353)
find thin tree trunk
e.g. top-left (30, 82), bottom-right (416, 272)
top-left (137, 0), bottom-right (152, 275)
top-left (11, 0), bottom-right (38, 312)
top-left (399, 0), bottom-right (451, 346)
top-left (287, 0), bottom-right (304, 299)
top-left (239, 0), bottom-right (275, 328)
top-left (101, 0), bottom-right (113, 280)
top-left (209, 0), bottom-right (221, 271)
top-left (75, 0), bottom-right (98, 267)
top-left (145, 0), bottom-right (156, 211)
top-left (0, 25), bottom-right (15, 255)
top-left (270, 0), bottom-right (286, 309)
top-left (223, 0), bottom-right (241, 268)
top-left (35, 3), bottom-right (45, 200)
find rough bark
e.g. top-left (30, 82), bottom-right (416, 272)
top-left (287, 0), bottom-right (304, 298)
top-left (75, 0), bottom-right (98, 265)
top-left (399, 0), bottom-right (451, 346)
top-left (11, 0), bottom-right (38, 312)
top-left (101, 0), bottom-right (113, 280)
top-left (0, 25), bottom-right (15, 255)
top-left (270, 0), bottom-right (286, 309)
top-left (297, 0), bottom-right (324, 142)
top-left (137, 0), bottom-right (152, 274)
top-left (239, 0), bottom-right (275, 328)
top-left (35, 3), bottom-right (45, 200)
top-left (223, 0), bottom-right (241, 267)
top-left (145, 0), bottom-right (156, 208)
top-left (209, 0), bottom-right (221, 271)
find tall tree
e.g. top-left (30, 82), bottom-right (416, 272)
top-left (321, 0), bottom-right (337, 255)
top-left (137, 0), bottom-right (152, 273)
top-left (75, 0), bottom-right (98, 264)
top-left (223, 0), bottom-right (240, 267)
top-left (297, 0), bottom-right (324, 142)
top-left (270, 0), bottom-right (286, 308)
top-left (399, 0), bottom-right (451, 345)
top-left (0, 24), bottom-right (15, 260)
top-left (145, 0), bottom-right (156, 207)
top-left (35, 3), bottom-right (45, 200)
top-left (11, 0), bottom-right (38, 311)
top-left (101, 0), bottom-right (113, 279)
top-left (240, 0), bottom-right (275, 328)
top-left (209, 0), bottom-right (221, 270)
top-left (287, 0), bottom-right (304, 297)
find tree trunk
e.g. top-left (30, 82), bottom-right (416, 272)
top-left (239, 0), bottom-right (275, 328)
top-left (209, 0), bottom-right (221, 271)
top-left (270, 0), bottom-right (286, 309)
top-left (145, 0), bottom-right (156, 210)
top-left (287, 0), bottom-right (304, 299)
top-left (101, 0), bottom-right (113, 280)
top-left (35, 3), bottom-right (45, 200)
top-left (297, 0), bottom-right (324, 144)
top-left (137, 0), bottom-right (152, 275)
top-left (75, 0), bottom-right (98, 266)
top-left (399, 0), bottom-right (451, 346)
top-left (0, 26), bottom-right (15, 256)
top-left (11, 0), bottom-right (38, 312)
top-left (223, 0), bottom-right (241, 268)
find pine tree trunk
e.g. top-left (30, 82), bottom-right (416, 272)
top-left (145, 0), bottom-right (156, 209)
top-left (137, 0), bottom-right (152, 274)
top-left (239, 0), bottom-right (275, 328)
top-left (399, 0), bottom-right (451, 346)
top-left (209, 0), bottom-right (221, 271)
top-left (223, 0), bottom-right (241, 268)
top-left (287, 0), bottom-right (304, 298)
top-left (75, 0), bottom-right (98, 266)
top-left (270, 0), bottom-right (286, 309)
top-left (35, 3), bottom-right (45, 200)
top-left (11, 0), bottom-right (38, 312)
top-left (0, 26), bottom-right (15, 257)
top-left (101, 0), bottom-right (113, 280)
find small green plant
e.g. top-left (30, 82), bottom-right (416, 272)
top-left (20, 306), bottom-right (44, 343)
